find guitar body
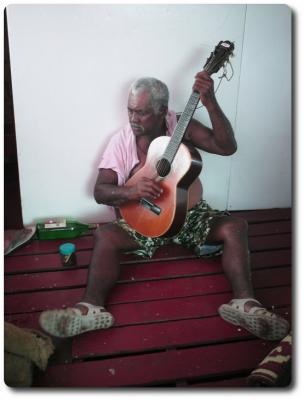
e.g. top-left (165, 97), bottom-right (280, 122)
top-left (119, 41), bottom-right (234, 238)
top-left (119, 136), bottom-right (202, 238)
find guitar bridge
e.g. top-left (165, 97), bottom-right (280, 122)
top-left (140, 198), bottom-right (161, 215)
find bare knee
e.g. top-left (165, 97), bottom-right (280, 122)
top-left (93, 223), bottom-right (136, 252)
top-left (93, 223), bottom-right (121, 248)
top-left (221, 217), bottom-right (248, 240)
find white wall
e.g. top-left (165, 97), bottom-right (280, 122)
top-left (6, 4), bottom-right (291, 225)
top-left (228, 4), bottom-right (292, 209)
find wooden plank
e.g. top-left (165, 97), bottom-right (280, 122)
top-left (249, 234), bottom-right (291, 251)
top-left (5, 286), bottom-right (291, 332)
top-left (120, 249), bottom-right (291, 280)
top-left (4, 230), bottom-right (291, 277)
top-left (231, 208), bottom-right (291, 222)
top-left (251, 267), bottom-right (291, 287)
top-left (6, 236), bottom-right (94, 257)
top-left (4, 253), bottom-right (291, 294)
top-left (72, 305), bottom-right (291, 359)
top-left (188, 376), bottom-right (249, 387)
top-left (4, 208), bottom-right (291, 389)
top-left (4, 232), bottom-right (291, 274)
top-left (72, 316), bottom-right (251, 359)
top-left (4, 243), bottom-right (291, 276)
top-left (5, 312), bottom-right (42, 333)
top-left (5, 253), bottom-right (292, 298)
top-left (33, 339), bottom-right (278, 387)
top-left (5, 268), bottom-right (88, 294)
top-left (248, 220), bottom-right (291, 236)
top-left (4, 257), bottom-right (290, 293)
top-left (6, 239), bottom-right (194, 259)
top-left (6, 214), bottom-right (291, 258)
top-left (5, 296), bottom-right (291, 340)
top-left (4, 267), bottom-right (291, 312)
top-left (4, 247), bottom-right (196, 274)
top-left (4, 250), bottom-right (91, 274)
top-left (251, 249), bottom-right (291, 269)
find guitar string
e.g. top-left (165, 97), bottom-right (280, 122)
top-left (156, 49), bottom-right (233, 178)
top-left (157, 67), bottom-right (221, 178)
top-left (156, 57), bottom-right (226, 178)
top-left (196, 60), bottom-right (234, 110)
top-left (156, 66), bottom-right (220, 178)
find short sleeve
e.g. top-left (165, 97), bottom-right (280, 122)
top-left (98, 133), bottom-right (126, 186)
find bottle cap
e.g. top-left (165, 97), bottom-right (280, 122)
top-left (59, 242), bottom-right (76, 255)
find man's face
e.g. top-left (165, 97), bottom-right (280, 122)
top-left (128, 90), bottom-right (164, 137)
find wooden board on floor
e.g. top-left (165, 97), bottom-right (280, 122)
top-left (4, 208), bottom-right (292, 388)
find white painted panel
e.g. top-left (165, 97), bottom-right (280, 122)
top-left (7, 4), bottom-right (245, 224)
top-left (228, 4), bottom-right (292, 210)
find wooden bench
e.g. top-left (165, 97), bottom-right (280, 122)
top-left (4, 208), bottom-right (292, 387)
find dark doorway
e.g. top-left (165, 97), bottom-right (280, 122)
top-left (4, 8), bottom-right (23, 229)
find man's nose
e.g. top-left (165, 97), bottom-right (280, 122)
top-left (130, 112), bottom-right (139, 123)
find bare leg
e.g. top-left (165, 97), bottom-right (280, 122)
top-left (205, 215), bottom-right (289, 341)
top-left (205, 216), bottom-right (254, 299)
top-left (81, 223), bottom-right (140, 307)
top-left (39, 223), bottom-right (140, 337)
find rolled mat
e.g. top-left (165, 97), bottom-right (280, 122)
top-left (247, 333), bottom-right (292, 387)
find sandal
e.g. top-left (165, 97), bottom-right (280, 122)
top-left (218, 298), bottom-right (289, 341)
top-left (39, 302), bottom-right (114, 338)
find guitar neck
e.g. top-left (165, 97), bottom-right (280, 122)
top-left (161, 41), bottom-right (233, 165)
top-left (163, 90), bottom-right (201, 163)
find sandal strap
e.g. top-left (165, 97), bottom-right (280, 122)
top-left (248, 306), bottom-right (268, 315)
top-left (230, 298), bottom-right (262, 312)
top-left (76, 301), bottom-right (104, 309)
top-left (230, 298), bottom-right (276, 316)
top-left (254, 308), bottom-right (275, 317)
top-left (75, 302), bottom-right (106, 317)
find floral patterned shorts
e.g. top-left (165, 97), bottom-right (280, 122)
top-left (116, 199), bottom-right (229, 258)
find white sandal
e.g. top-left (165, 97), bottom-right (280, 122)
top-left (39, 302), bottom-right (114, 338)
top-left (218, 298), bottom-right (289, 341)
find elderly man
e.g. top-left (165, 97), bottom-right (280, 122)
top-left (40, 72), bottom-right (289, 341)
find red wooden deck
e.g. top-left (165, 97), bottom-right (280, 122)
top-left (4, 208), bottom-right (292, 387)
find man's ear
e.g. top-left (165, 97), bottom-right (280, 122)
top-left (159, 105), bottom-right (168, 116)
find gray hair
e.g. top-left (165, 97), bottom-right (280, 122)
top-left (129, 77), bottom-right (169, 113)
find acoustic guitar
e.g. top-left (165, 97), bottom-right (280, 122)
top-left (119, 40), bottom-right (234, 238)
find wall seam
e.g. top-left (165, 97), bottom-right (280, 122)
top-left (226, 4), bottom-right (248, 210)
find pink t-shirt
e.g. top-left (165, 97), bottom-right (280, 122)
top-left (98, 110), bottom-right (177, 185)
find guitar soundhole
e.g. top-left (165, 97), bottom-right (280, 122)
top-left (156, 158), bottom-right (171, 177)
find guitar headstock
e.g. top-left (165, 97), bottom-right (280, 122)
top-left (203, 40), bottom-right (234, 75)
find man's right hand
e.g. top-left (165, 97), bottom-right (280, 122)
top-left (127, 177), bottom-right (163, 201)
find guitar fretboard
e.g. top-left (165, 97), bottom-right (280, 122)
top-left (163, 90), bottom-right (200, 164)
top-left (161, 41), bottom-right (233, 166)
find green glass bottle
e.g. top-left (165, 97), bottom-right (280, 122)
top-left (36, 218), bottom-right (97, 240)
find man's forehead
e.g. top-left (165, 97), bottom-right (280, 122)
top-left (128, 91), bottom-right (153, 109)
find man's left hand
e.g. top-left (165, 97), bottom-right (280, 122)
top-left (193, 71), bottom-right (216, 109)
